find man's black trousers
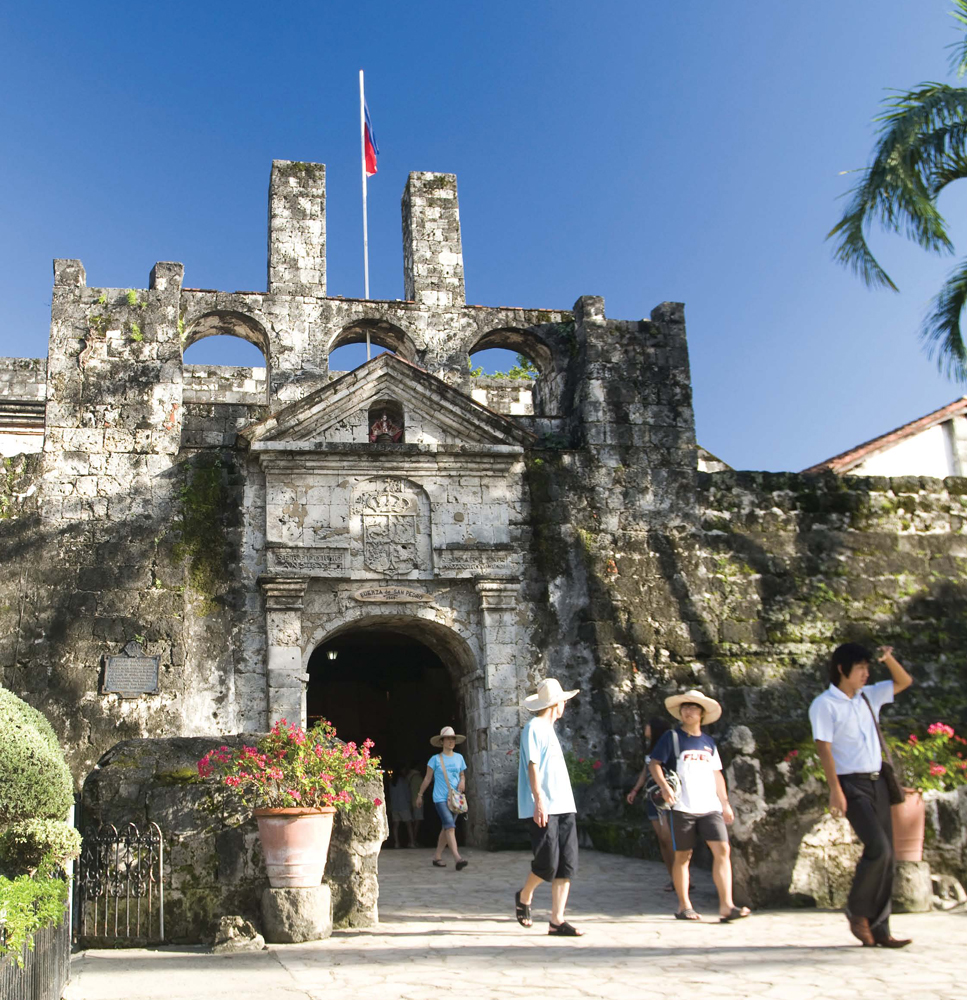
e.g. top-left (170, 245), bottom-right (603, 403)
top-left (840, 772), bottom-right (894, 932)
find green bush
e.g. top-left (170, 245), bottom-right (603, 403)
top-left (0, 820), bottom-right (81, 876)
top-left (0, 687), bottom-right (73, 824)
top-left (0, 862), bottom-right (69, 967)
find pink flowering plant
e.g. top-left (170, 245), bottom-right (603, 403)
top-left (891, 722), bottom-right (967, 794)
top-left (564, 750), bottom-right (603, 787)
top-left (783, 721), bottom-right (967, 794)
top-left (197, 718), bottom-right (382, 811)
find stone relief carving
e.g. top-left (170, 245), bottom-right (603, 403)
top-left (350, 478), bottom-right (431, 577)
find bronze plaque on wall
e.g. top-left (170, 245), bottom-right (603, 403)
top-left (102, 642), bottom-right (160, 698)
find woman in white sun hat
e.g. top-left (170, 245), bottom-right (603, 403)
top-left (415, 726), bottom-right (469, 870)
top-left (648, 689), bottom-right (750, 924)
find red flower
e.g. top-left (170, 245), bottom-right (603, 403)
top-left (592, 760), bottom-right (603, 770)
top-left (373, 797), bottom-right (383, 807)
top-left (928, 722), bottom-right (955, 738)
top-left (929, 763), bottom-right (947, 776)
top-left (908, 735), bottom-right (919, 744)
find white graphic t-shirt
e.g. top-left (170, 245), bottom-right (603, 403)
top-left (650, 728), bottom-right (723, 816)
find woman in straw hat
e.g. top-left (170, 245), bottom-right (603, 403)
top-left (415, 726), bottom-right (469, 870)
top-left (514, 677), bottom-right (584, 937)
top-left (648, 689), bottom-right (750, 923)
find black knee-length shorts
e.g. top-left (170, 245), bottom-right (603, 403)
top-left (528, 812), bottom-right (578, 881)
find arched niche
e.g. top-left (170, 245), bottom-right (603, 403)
top-left (328, 319), bottom-right (417, 372)
top-left (468, 326), bottom-right (563, 417)
top-left (367, 398), bottom-right (405, 443)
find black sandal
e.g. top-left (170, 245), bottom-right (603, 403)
top-left (515, 890), bottom-right (532, 927)
top-left (432, 859), bottom-right (446, 867)
top-left (548, 920), bottom-right (584, 936)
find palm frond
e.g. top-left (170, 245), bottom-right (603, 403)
top-left (948, 0), bottom-right (967, 77)
top-left (828, 83), bottom-right (967, 288)
top-left (921, 256), bottom-right (967, 381)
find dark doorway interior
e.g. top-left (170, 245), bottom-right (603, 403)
top-left (306, 628), bottom-right (463, 847)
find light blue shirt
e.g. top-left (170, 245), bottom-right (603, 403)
top-left (428, 752), bottom-right (466, 803)
top-left (517, 716), bottom-right (576, 819)
top-left (808, 679), bottom-right (894, 775)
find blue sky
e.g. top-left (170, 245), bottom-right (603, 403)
top-left (2, 1), bottom-right (965, 471)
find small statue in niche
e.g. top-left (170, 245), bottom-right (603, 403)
top-left (369, 412), bottom-right (403, 444)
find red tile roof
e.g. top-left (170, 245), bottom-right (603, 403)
top-left (801, 397), bottom-right (967, 474)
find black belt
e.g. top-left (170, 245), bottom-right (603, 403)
top-left (841, 771), bottom-right (880, 781)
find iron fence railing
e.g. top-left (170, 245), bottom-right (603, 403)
top-left (75, 822), bottom-right (165, 945)
top-left (0, 907), bottom-right (71, 1000)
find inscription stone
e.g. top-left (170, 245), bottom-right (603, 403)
top-left (269, 548), bottom-right (349, 573)
top-left (352, 586), bottom-right (433, 603)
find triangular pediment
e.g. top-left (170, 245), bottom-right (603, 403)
top-left (238, 354), bottom-right (534, 450)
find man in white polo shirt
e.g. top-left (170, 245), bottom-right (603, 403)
top-left (809, 642), bottom-right (913, 948)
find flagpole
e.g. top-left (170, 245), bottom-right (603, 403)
top-left (359, 69), bottom-right (371, 358)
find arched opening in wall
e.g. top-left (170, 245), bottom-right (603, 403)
top-left (307, 621), bottom-right (468, 847)
top-left (183, 311), bottom-right (271, 404)
top-left (469, 329), bottom-right (552, 417)
top-left (327, 319), bottom-right (416, 375)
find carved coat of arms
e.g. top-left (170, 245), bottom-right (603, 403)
top-left (352, 479), bottom-right (421, 575)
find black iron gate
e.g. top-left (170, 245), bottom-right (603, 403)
top-left (75, 822), bottom-right (165, 945)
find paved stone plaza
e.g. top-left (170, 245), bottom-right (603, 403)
top-left (66, 848), bottom-right (966, 1000)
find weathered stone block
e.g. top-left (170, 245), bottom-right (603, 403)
top-left (261, 884), bottom-right (332, 943)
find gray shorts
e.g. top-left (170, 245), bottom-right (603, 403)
top-left (669, 810), bottom-right (728, 851)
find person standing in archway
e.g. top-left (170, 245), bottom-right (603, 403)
top-left (415, 726), bottom-right (469, 870)
top-left (515, 678), bottom-right (583, 937)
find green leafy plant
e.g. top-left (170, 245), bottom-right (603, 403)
top-left (130, 323), bottom-right (142, 342)
top-left (0, 688), bottom-right (73, 824)
top-left (197, 718), bottom-right (382, 811)
top-left (125, 289), bottom-right (138, 307)
top-left (564, 750), bottom-right (602, 787)
top-left (0, 820), bottom-right (81, 876)
top-left (0, 860), bottom-right (69, 967)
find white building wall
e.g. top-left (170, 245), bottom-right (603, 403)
top-left (849, 421), bottom-right (956, 477)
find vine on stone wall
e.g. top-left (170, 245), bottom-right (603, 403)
top-left (173, 456), bottom-right (231, 616)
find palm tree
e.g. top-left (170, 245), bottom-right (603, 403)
top-left (828, 1), bottom-right (967, 380)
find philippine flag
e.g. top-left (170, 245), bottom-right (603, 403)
top-left (364, 104), bottom-right (379, 177)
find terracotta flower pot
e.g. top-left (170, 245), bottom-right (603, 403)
top-left (891, 790), bottom-right (925, 862)
top-left (254, 807), bottom-right (337, 888)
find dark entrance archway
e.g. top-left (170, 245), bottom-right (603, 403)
top-left (307, 627), bottom-right (464, 847)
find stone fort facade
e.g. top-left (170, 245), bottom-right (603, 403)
top-left (1, 161), bottom-right (965, 898)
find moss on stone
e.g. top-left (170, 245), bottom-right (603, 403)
top-left (172, 455), bottom-right (233, 616)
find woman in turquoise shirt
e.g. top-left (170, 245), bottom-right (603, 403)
top-left (415, 726), bottom-right (469, 870)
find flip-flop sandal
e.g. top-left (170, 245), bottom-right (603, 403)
top-left (720, 906), bottom-right (751, 923)
top-left (675, 908), bottom-right (701, 921)
top-left (515, 890), bottom-right (532, 927)
top-left (432, 859), bottom-right (446, 868)
top-left (456, 860), bottom-right (468, 871)
top-left (548, 921), bottom-right (584, 937)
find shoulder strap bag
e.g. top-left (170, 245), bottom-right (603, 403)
top-left (438, 753), bottom-right (468, 814)
top-left (861, 693), bottom-right (907, 806)
top-left (644, 729), bottom-right (682, 810)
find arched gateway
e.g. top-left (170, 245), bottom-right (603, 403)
top-left (241, 352), bottom-right (536, 847)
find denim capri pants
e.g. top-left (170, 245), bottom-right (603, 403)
top-left (434, 799), bottom-right (457, 830)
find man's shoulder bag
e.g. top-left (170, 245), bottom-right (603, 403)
top-left (643, 729), bottom-right (682, 811)
top-left (861, 693), bottom-right (906, 806)
top-left (438, 753), bottom-right (468, 814)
